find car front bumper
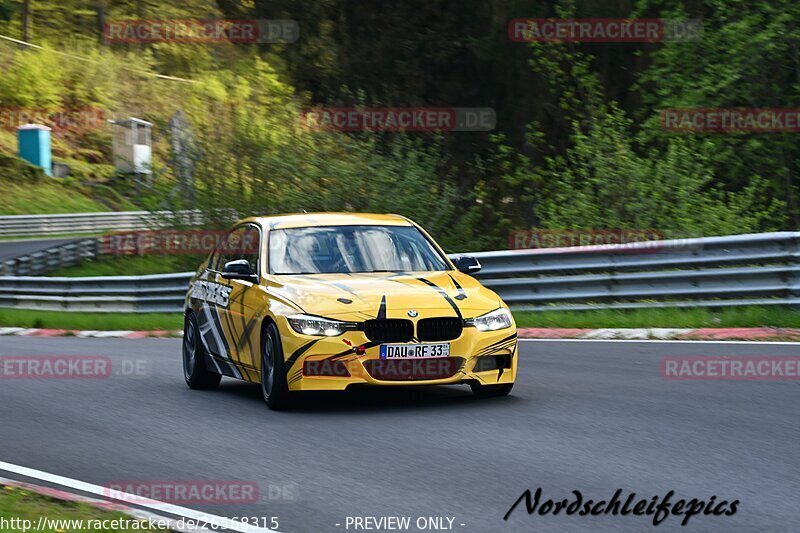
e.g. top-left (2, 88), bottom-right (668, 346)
top-left (281, 326), bottom-right (518, 391)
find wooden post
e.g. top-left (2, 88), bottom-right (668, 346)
top-left (21, 0), bottom-right (31, 45)
top-left (96, 2), bottom-right (106, 45)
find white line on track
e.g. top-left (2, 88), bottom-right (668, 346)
top-left (519, 338), bottom-right (800, 346)
top-left (0, 460), bottom-right (278, 533)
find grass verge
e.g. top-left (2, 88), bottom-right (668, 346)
top-left (0, 177), bottom-right (109, 215)
top-left (0, 152), bottom-right (111, 215)
top-left (0, 485), bottom-right (165, 532)
top-left (50, 254), bottom-right (203, 277)
top-left (513, 306), bottom-right (800, 329)
top-left (1, 306), bottom-right (798, 332)
top-left (0, 308), bottom-right (182, 331)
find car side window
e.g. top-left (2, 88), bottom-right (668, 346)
top-left (207, 242), bottom-right (223, 272)
top-left (215, 225), bottom-right (261, 273)
top-left (208, 231), bottom-right (232, 272)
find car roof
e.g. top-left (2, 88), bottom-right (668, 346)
top-left (241, 212), bottom-right (414, 230)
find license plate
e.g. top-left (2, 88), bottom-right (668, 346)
top-left (379, 343), bottom-right (450, 359)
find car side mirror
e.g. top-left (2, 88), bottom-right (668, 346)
top-left (455, 256), bottom-right (481, 275)
top-left (221, 259), bottom-right (258, 282)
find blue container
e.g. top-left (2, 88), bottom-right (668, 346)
top-left (17, 124), bottom-right (52, 176)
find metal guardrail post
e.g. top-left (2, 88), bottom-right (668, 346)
top-left (789, 233), bottom-right (800, 308)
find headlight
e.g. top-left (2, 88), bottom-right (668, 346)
top-left (465, 308), bottom-right (513, 332)
top-left (287, 314), bottom-right (356, 337)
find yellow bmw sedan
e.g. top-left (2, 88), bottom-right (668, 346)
top-left (182, 213), bottom-right (517, 409)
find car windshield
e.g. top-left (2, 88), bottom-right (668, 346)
top-left (269, 225), bottom-right (450, 274)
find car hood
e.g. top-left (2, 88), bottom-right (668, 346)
top-left (267, 271), bottom-right (502, 320)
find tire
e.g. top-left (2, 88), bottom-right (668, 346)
top-left (470, 382), bottom-right (513, 398)
top-left (261, 322), bottom-right (293, 410)
top-left (182, 312), bottom-right (221, 390)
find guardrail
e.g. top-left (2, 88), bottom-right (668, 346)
top-left (0, 272), bottom-right (191, 313)
top-left (0, 232), bottom-right (797, 313)
top-left (0, 210), bottom-right (202, 238)
top-left (0, 239), bottom-right (99, 276)
top-left (470, 231), bottom-right (800, 311)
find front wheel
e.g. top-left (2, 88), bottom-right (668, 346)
top-left (470, 382), bottom-right (513, 398)
top-left (261, 322), bottom-right (293, 410)
top-left (183, 313), bottom-right (221, 390)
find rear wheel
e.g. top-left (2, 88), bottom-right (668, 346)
top-left (261, 322), bottom-right (292, 410)
top-left (183, 313), bottom-right (221, 390)
top-left (470, 382), bottom-right (513, 398)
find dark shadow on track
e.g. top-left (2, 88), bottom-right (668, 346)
top-left (213, 380), bottom-right (523, 414)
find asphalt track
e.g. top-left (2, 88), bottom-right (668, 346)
top-left (0, 238), bottom-right (80, 262)
top-left (0, 337), bottom-right (798, 532)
